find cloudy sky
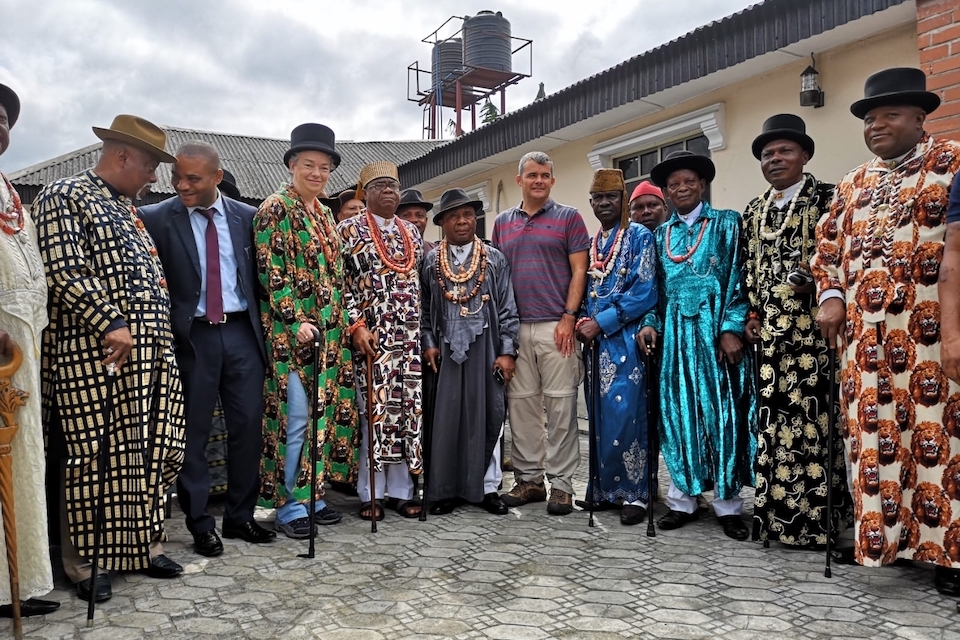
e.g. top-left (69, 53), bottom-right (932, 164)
top-left (1, 0), bottom-right (756, 171)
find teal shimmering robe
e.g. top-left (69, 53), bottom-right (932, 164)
top-left (641, 202), bottom-right (757, 500)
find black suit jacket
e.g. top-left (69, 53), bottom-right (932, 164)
top-left (139, 195), bottom-right (266, 371)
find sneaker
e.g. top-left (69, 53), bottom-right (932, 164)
top-left (276, 517), bottom-right (316, 539)
top-left (547, 488), bottom-right (573, 515)
top-left (501, 480), bottom-right (547, 507)
top-left (313, 506), bottom-right (343, 526)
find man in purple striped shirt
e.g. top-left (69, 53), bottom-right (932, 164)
top-left (491, 151), bottom-right (590, 515)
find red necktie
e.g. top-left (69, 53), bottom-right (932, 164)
top-left (200, 208), bottom-right (223, 323)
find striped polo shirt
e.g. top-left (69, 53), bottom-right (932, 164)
top-left (491, 199), bottom-right (590, 322)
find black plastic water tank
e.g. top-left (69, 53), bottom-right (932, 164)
top-left (463, 11), bottom-right (511, 73)
top-left (432, 38), bottom-right (463, 89)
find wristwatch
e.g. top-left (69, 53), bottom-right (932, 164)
top-left (563, 308), bottom-right (578, 317)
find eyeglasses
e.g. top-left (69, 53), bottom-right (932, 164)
top-left (366, 179), bottom-right (401, 192)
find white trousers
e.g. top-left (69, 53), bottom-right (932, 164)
top-left (483, 433), bottom-right (503, 495)
top-left (665, 479), bottom-right (742, 517)
top-left (357, 415), bottom-right (415, 503)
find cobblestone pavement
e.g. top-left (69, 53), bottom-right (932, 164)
top-left (16, 430), bottom-right (960, 640)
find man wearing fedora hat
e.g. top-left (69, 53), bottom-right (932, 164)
top-left (339, 161), bottom-right (424, 520)
top-left (33, 115), bottom-right (186, 602)
top-left (140, 141), bottom-right (274, 555)
top-left (421, 188), bottom-right (519, 516)
top-left (811, 67), bottom-right (960, 593)
top-left (397, 188), bottom-right (435, 254)
top-left (742, 114), bottom-right (852, 549)
top-left (0, 82), bottom-right (60, 618)
top-left (254, 123), bottom-right (357, 539)
top-left (638, 150), bottom-right (756, 541)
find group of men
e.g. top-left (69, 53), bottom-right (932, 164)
top-left (1, 62), bottom-right (960, 619)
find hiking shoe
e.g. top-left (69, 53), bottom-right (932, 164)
top-left (501, 480), bottom-right (547, 507)
top-left (276, 517), bottom-right (316, 539)
top-left (547, 488), bottom-right (573, 515)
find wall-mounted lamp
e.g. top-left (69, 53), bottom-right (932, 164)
top-left (800, 54), bottom-right (825, 108)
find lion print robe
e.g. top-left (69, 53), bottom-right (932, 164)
top-left (811, 135), bottom-right (960, 567)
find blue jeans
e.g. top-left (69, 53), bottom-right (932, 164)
top-left (276, 372), bottom-right (327, 525)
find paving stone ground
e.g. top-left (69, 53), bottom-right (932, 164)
top-left (14, 427), bottom-right (960, 640)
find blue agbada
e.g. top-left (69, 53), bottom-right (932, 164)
top-left (641, 202), bottom-right (756, 500)
top-left (583, 223), bottom-right (658, 505)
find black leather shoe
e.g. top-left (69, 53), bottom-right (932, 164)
top-left (480, 493), bottom-right (508, 515)
top-left (620, 505), bottom-right (647, 526)
top-left (76, 574), bottom-right (112, 603)
top-left (223, 520), bottom-right (277, 544)
top-left (429, 498), bottom-right (462, 515)
top-left (0, 598), bottom-right (60, 618)
top-left (657, 509), bottom-right (699, 530)
top-left (574, 499), bottom-right (619, 511)
top-left (193, 529), bottom-right (224, 557)
top-left (719, 515), bottom-right (749, 541)
top-left (935, 566), bottom-right (960, 596)
top-left (142, 554), bottom-right (183, 579)
top-left (829, 546), bottom-right (857, 565)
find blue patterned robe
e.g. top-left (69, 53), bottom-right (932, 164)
top-left (641, 202), bottom-right (757, 500)
top-left (583, 223), bottom-right (658, 504)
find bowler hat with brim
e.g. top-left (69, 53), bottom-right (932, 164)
top-left (398, 188), bottom-right (434, 212)
top-left (92, 114), bottom-right (176, 163)
top-left (284, 123), bottom-right (341, 168)
top-left (433, 188), bottom-right (482, 225)
top-left (850, 67), bottom-right (940, 120)
top-left (219, 168), bottom-right (242, 200)
top-left (650, 150), bottom-right (716, 189)
top-left (0, 83), bottom-right (21, 129)
top-left (752, 113), bottom-right (815, 160)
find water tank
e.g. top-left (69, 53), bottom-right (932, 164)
top-left (463, 11), bottom-right (512, 73)
top-left (432, 38), bottom-right (463, 107)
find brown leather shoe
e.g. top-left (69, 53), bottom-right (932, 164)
top-left (501, 480), bottom-right (547, 507)
top-left (547, 488), bottom-right (573, 515)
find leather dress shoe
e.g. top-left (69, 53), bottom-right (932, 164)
top-left (574, 499), bottom-right (619, 511)
top-left (719, 515), bottom-right (749, 541)
top-left (193, 529), bottom-right (224, 557)
top-left (76, 574), bottom-right (112, 603)
top-left (223, 520), bottom-right (277, 543)
top-left (479, 493), bottom-right (508, 515)
top-left (429, 498), bottom-right (463, 515)
top-left (657, 509), bottom-right (699, 530)
top-left (0, 597), bottom-right (60, 618)
top-left (935, 566), bottom-right (960, 596)
top-left (142, 554), bottom-right (183, 579)
top-left (620, 504), bottom-right (647, 526)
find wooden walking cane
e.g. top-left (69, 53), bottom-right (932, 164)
top-left (752, 342), bottom-right (769, 548)
top-left (419, 359), bottom-right (437, 523)
top-left (365, 352), bottom-right (377, 534)
top-left (642, 338), bottom-right (656, 538)
top-left (0, 342), bottom-right (28, 640)
top-left (585, 343), bottom-right (601, 528)
top-left (298, 330), bottom-right (322, 560)
top-left (824, 343), bottom-right (839, 579)
top-left (87, 364), bottom-right (116, 627)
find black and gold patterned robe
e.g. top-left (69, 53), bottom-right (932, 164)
top-left (34, 170), bottom-right (185, 572)
top-left (743, 174), bottom-right (852, 547)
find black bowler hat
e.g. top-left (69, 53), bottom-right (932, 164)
top-left (649, 150), bottom-right (716, 189)
top-left (432, 188), bottom-right (482, 225)
top-left (0, 83), bottom-right (20, 129)
top-left (752, 114), bottom-right (815, 160)
top-left (398, 188), bottom-right (433, 212)
top-left (283, 123), bottom-right (341, 168)
top-left (850, 67), bottom-right (940, 120)
top-left (219, 168), bottom-right (242, 200)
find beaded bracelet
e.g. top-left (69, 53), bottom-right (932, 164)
top-left (747, 311), bottom-right (761, 321)
top-left (575, 317), bottom-right (590, 331)
top-left (347, 318), bottom-right (367, 336)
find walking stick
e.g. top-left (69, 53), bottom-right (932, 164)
top-left (298, 330), bottom-right (322, 560)
top-left (87, 364), bottom-right (116, 627)
top-left (419, 360), bottom-right (437, 522)
top-left (824, 343), bottom-right (839, 578)
top-left (365, 352), bottom-right (377, 534)
top-left (0, 342), bottom-right (27, 640)
top-left (642, 338), bottom-right (656, 538)
top-left (585, 342), bottom-right (601, 528)
top-left (752, 342), bottom-right (769, 548)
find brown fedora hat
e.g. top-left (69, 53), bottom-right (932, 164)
top-left (92, 114), bottom-right (176, 163)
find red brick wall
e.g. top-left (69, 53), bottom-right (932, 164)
top-left (918, 0), bottom-right (960, 140)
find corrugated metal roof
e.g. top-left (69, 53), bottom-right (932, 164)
top-left (398, 0), bottom-right (909, 187)
top-left (9, 127), bottom-right (445, 202)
